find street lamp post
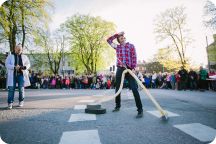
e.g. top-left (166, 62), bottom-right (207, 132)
top-left (206, 36), bottom-right (210, 71)
top-left (62, 35), bottom-right (65, 77)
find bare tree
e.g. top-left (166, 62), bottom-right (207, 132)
top-left (203, 0), bottom-right (216, 30)
top-left (154, 6), bottom-right (192, 68)
top-left (33, 29), bottom-right (65, 75)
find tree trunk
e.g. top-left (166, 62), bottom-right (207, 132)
top-left (20, 4), bottom-right (25, 48)
top-left (8, 0), bottom-right (17, 52)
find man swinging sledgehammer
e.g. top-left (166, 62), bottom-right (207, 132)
top-left (107, 32), bottom-right (143, 118)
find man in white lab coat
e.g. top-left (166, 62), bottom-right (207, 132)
top-left (5, 44), bottom-right (31, 109)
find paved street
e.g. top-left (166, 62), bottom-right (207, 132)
top-left (0, 89), bottom-right (216, 144)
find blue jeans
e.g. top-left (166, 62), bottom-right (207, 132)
top-left (8, 75), bottom-right (25, 104)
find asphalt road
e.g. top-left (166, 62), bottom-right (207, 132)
top-left (0, 89), bottom-right (216, 144)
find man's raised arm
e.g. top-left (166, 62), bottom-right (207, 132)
top-left (107, 33), bottom-right (118, 49)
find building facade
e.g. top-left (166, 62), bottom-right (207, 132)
top-left (27, 53), bottom-right (75, 75)
top-left (207, 34), bottom-right (216, 70)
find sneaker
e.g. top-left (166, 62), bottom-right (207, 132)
top-left (8, 103), bottom-right (13, 109)
top-left (18, 101), bottom-right (24, 107)
top-left (136, 111), bottom-right (143, 118)
top-left (112, 107), bottom-right (120, 112)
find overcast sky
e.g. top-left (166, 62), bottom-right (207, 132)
top-left (1, 0), bottom-right (215, 66)
top-left (49, 0), bottom-right (216, 66)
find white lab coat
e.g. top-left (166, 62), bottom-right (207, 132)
top-left (5, 54), bottom-right (31, 87)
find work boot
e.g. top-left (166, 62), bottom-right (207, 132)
top-left (136, 111), bottom-right (143, 118)
top-left (112, 107), bottom-right (120, 112)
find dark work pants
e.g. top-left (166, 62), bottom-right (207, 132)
top-left (189, 80), bottom-right (197, 90)
top-left (199, 79), bottom-right (207, 90)
top-left (115, 67), bottom-right (143, 112)
top-left (180, 79), bottom-right (187, 90)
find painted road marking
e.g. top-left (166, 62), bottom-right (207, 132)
top-left (0, 137), bottom-right (7, 144)
top-left (174, 123), bottom-right (216, 142)
top-left (59, 129), bottom-right (101, 144)
top-left (209, 136), bottom-right (216, 144)
top-left (78, 100), bottom-right (95, 103)
top-left (68, 113), bottom-right (96, 122)
top-left (147, 110), bottom-right (180, 117)
top-left (74, 105), bottom-right (86, 110)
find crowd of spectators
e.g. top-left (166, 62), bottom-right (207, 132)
top-left (136, 66), bottom-right (216, 91)
top-left (1, 64), bottom-right (216, 91)
top-left (28, 71), bottom-right (116, 90)
top-left (27, 66), bottom-right (216, 91)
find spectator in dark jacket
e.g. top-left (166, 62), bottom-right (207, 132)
top-left (188, 68), bottom-right (198, 90)
top-left (178, 66), bottom-right (188, 90)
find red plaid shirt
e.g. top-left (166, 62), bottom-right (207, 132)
top-left (107, 34), bottom-right (137, 69)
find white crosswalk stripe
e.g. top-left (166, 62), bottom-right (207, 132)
top-left (59, 130), bottom-right (101, 144)
top-left (68, 113), bottom-right (96, 122)
top-left (147, 110), bottom-right (180, 118)
top-left (74, 105), bottom-right (86, 110)
top-left (78, 100), bottom-right (95, 103)
top-left (61, 101), bottom-right (215, 144)
top-left (209, 136), bottom-right (216, 144)
top-left (174, 123), bottom-right (216, 142)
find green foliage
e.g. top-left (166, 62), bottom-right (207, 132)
top-left (62, 14), bottom-right (116, 74)
top-left (153, 47), bottom-right (190, 71)
top-left (144, 61), bottom-right (165, 73)
top-left (208, 44), bottom-right (216, 62)
top-left (0, 0), bottom-right (52, 52)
